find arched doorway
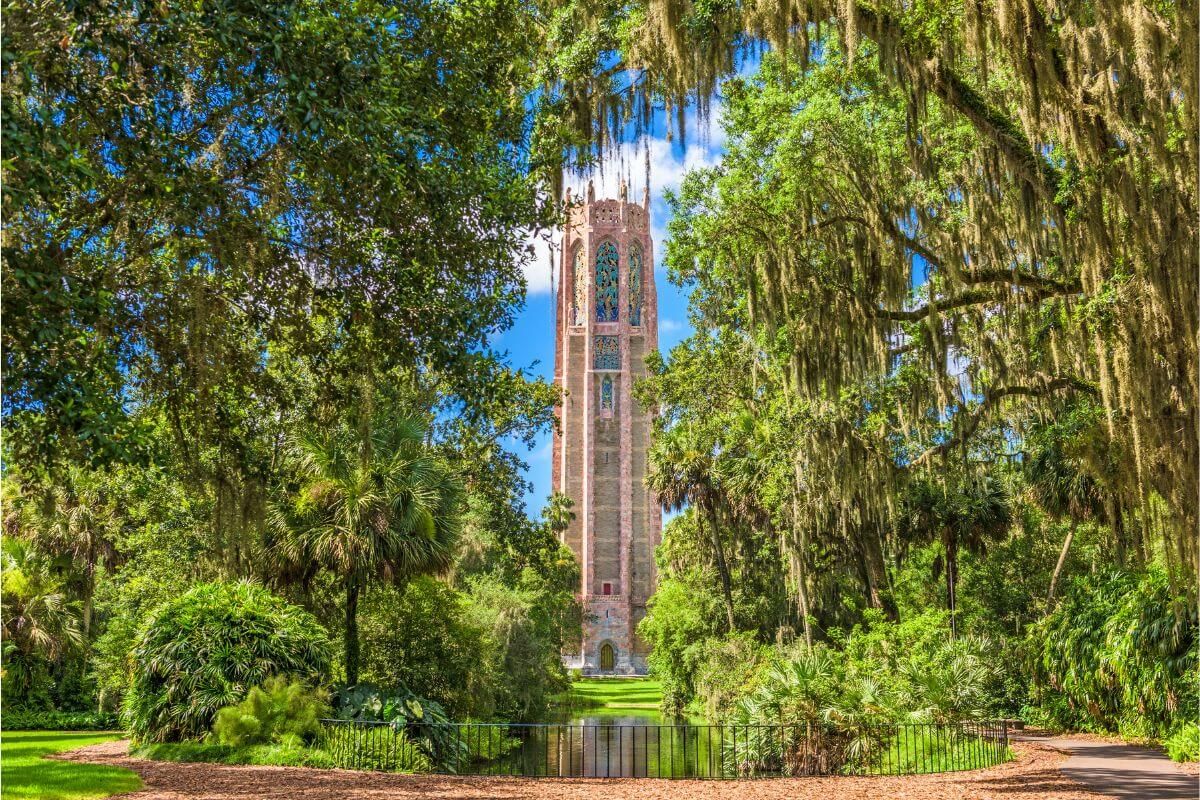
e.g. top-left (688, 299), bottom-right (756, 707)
top-left (600, 642), bottom-right (615, 672)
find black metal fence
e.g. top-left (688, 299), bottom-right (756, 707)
top-left (320, 718), bottom-right (1011, 778)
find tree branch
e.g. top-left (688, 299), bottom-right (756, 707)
top-left (911, 374), bottom-right (1097, 466)
top-left (852, 2), bottom-right (1064, 207)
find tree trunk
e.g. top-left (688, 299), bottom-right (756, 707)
top-left (345, 575), bottom-right (361, 686)
top-left (791, 464), bottom-right (813, 649)
top-left (861, 528), bottom-right (897, 619)
top-left (945, 531), bottom-right (958, 640)
top-left (81, 561), bottom-right (95, 640)
top-left (701, 504), bottom-right (736, 633)
top-left (1046, 525), bottom-right (1074, 607)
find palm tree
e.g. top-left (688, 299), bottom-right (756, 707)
top-left (1, 538), bottom-right (84, 698)
top-left (1025, 422), bottom-right (1105, 607)
top-left (647, 422), bottom-right (737, 632)
top-left (7, 471), bottom-right (121, 639)
top-left (271, 412), bottom-right (462, 685)
top-left (902, 475), bottom-right (1012, 639)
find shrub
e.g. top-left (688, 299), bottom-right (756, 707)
top-left (692, 632), bottom-right (771, 719)
top-left (1166, 722), bottom-right (1200, 763)
top-left (357, 577), bottom-right (494, 719)
top-left (133, 740), bottom-right (339, 769)
top-left (211, 677), bottom-right (329, 747)
top-left (465, 725), bottom-right (520, 762)
top-left (124, 581), bottom-right (332, 742)
top-left (2, 710), bottom-right (120, 730)
top-left (322, 722), bottom-right (432, 772)
top-left (1029, 568), bottom-right (1197, 738)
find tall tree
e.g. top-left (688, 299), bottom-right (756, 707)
top-left (271, 411), bottom-right (463, 685)
top-left (647, 423), bottom-right (737, 632)
top-left (902, 476), bottom-right (1013, 639)
top-left (539, 1), bottom-right (1197, 581)
top-left (3, 0), bottom-right (550, 482)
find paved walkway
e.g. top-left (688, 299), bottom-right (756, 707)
top-left (1025, 735), bottom-right (1198, 800)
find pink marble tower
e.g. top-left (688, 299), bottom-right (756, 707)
top-left (552, 180), bottom-right (661, 675)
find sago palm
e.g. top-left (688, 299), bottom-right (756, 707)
top-left (271, 413), bottom-right (462, 685)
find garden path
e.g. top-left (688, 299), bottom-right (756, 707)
top-left (58, 738), bottom-right (1108, 799)
top-left (1029, 735), bottom-right (1198, 800)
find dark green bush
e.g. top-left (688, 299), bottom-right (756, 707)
top-left (124, 581), bottom-right (332, 742)
top-left (211, 677), bottom-right (329, 747)
top-left (3, 710), bottom-right (120, 730)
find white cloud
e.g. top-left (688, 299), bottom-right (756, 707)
top-left (521, 100), bottom-right (727, 295)
top-left (659, 318), bottom-right (685, 333)
top-left (520, 227), bottom-right (561, 295)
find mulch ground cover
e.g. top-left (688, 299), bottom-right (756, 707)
top-left (58, 738), bottom-right (1110, 800)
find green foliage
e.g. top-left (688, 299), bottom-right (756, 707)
top-left (321, 724), bottom-right (433, 773)
top-left (1, 710), bottom-right (119, 731)
top-left (332, 681), bottom-right (448, 725)
top-left (331, 682), bottom-right (460, 769)
top-left (692, 633), bottom-right (771, 719)
top-left (1, 731), bottom-right (142, 800)
top-left (1029, 568), bottom-right (1197, 739)
top-left (4, 0), bottom-right (549, 475)
top-left (717, 611), bottom-right (999, 730)
top-left (358, 577), bottom-right (492, 719)
top-left (721, 620), bottom-right (1008, 774)
top-left (465, 725), bottom-right (521, 762)
top-left (1165, 722), bottom-right (1200, 763)
top-left (639, 574), bottom-right (716, 713)
top-left (463, 573), bottom-right (572, 721)
top-left (271, 410), bottom-right (462, 686)
top-left (133, 740), bottom-right (340, 770)
top-left (125, 581), bottom-right (332, 742)
top-left (211, 677), bottom-right (329, 747)
top-left (1, 537), bottom-right (83, 709)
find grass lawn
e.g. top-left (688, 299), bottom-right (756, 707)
top-left (1, 731), bottom-right (142, 800)
top-left (568, 677), bottom-right (662, 710)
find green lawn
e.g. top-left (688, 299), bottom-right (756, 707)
top-left (1, 731), bottom-right (142, 800)
top-left (568, 677), bottom-right (662, 710)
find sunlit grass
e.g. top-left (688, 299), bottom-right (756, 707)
top-left (1, 731), bottom-right (141, 800)
top-left (568, 678), bottom-right (663, 710)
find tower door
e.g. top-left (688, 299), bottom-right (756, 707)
top-left (600, 643), bottom-right (615, 672)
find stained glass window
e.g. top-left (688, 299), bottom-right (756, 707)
top-left (595, 241), bottom-right (619, 322)
top-left (628, 242), bottom-right (644, 326)
top-left (600, 375), bottom-right (614, 414)
top-left (593, 335), bottom-right (619, 370)
top-left (572, 247), bottom-right (587, 326)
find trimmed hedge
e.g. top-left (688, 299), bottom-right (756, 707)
top-left (4, 710), bottom-right (121, 731)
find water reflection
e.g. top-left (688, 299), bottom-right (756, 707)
top-left (491, 712), bottom-right (727, 778)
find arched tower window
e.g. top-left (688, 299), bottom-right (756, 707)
top-left (599, 375), bottom-right (614, 417)
top-left (628, 242), bottom-right (644, 326)
top-left (571, 246), bottom-right (587, 326)
top-left (595, 241), bottom-right (619, 322)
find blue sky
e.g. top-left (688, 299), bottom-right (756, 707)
top-left (498, 113), bottom-right (731, 516)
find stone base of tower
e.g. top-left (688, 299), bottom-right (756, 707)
top-left (562, 595), bottom-right (649, 676)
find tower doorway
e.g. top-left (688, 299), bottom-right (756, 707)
top-left (600, 643), bottom-right (615, 672)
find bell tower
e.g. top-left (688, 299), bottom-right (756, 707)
top-left (552, 180), bottom-right (661, 675)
